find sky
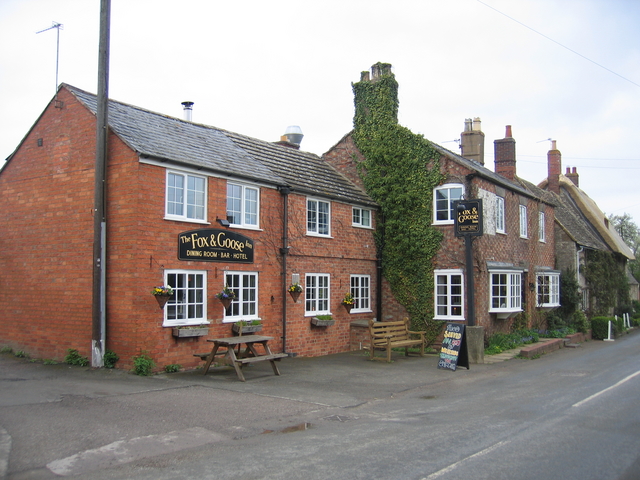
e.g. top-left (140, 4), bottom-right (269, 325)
top-left (1, 0), bottom-right (639, 225)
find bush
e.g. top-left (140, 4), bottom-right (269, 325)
top-left (104, 350), bottom-right (119, 369)
top-left (591, 316), bottom-right (614, 340)
top-left (132, 352), bottom-right (155, 376)
top-left (485, 329), bottom-right (539, 355)
top-left (64, 349), bottom-right (89, 366)
top-left (164, 364), bottom-right (181, 373)
top-left (570, 310), bottom-right (590, 334)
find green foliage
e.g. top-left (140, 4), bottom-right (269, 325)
top-left (132, 352), bottom-right (155, 376)
top-left (545, 311), bottom-right (567, 331)
top-left (590, 316), bottom-right (613, 340)
top-left (543, 327), bottom-right (576, 338)
top-left (352, 63), bottom-right (445, 344)
top-left (43, 359), bottom-right (58, 365)
top-left (64, 348), bottom-right (89, 366)
top-left (315, 314), bottom-right (333, 321)
top-left (0, 346), bottom-right (13, 354)
top-left (14, 350), bottom-right (28, 358)
top-left (557, 269), bottom-right (581, 319)
top-left (484, 330), bottom-right (539, 355)
top-left (584, 250), bottom-right (630, 315)
top-left (164, 364), bottom-right (182, 373)
top-left (104, 349), bottom-right (119, 369)
top-left (570, 310), bottom-right (589, 334)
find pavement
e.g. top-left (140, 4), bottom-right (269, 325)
top-left (0, 338), bottom-right (581, 479)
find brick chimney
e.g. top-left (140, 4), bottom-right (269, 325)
top-left (547, 140), bottom-right (561, 194)
top-left (460, 117), bottom-right (485, 165)
top-left (494, 125), bottom-right (516, 180)
top-left (566, 166), bottom-right (579, 187)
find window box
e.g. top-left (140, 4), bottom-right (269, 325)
top-left (311, 315), bottom-right (335, 327)
top-left (172, 326), bottom-right (209, 338)
top-left (232, 321), bottom-right (263, 335)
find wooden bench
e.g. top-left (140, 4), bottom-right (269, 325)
top-left (369, 318), bottom-right (426, 362)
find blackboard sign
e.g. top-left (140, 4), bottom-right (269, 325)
top-left (437, 323), bottom-right (470, 371)
top-left (178, 229), bottom-right (254, 263)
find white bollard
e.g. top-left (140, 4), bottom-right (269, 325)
top-left (604, 320), bottom-right (615, 341)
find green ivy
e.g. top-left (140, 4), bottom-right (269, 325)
top-left (584, 250), bottom-right (630, 316)
top-left (352, 63), bottom-right (445, 344)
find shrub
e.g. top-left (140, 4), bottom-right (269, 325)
top-left (484, 329), bottom-right (539, 355)
top-left (64, 348), bottom-right (89, 366)
top-left (104, 350), bottom-right (119, 369)
top-left (164, 364), bottom-right (181, 373)
top-left (591, 316), bottom-right (613, 340)
top-left (570, 310), bottom-right (589, 334)
top-left (132, 352), bottom-right (155, 376)
top-left (14, 350), bottom-right (28, 358)
top-left (0, 346), bottom-right (13, 354)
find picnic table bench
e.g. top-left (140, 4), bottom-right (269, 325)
top-left (369, 318), bottom-right (426, 362)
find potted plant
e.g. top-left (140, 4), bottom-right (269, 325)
top-left (342, 292), bottom-right (355, 313)
top-left (311, 314), bottom-right (335, 327)
top-left (232, 320), bottom-right (263, 335)
top-left (172, 324), bottom-right (210, 338)
top-left (216, 285), bottom-right (236, 309)
top-left (288, 283), bottom-right (303, 303)
top-left (152, 285), bottom-right (174, 309)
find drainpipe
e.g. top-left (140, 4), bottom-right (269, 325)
top-left (376, 211), bottom-right (385, 322)
top-left (278, 186), bottom-right (292, 354)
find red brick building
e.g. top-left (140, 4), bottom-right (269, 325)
top-left (325, 65), bottom-right (558, 336)
top-left (0, 84), bottom-right (378, 370)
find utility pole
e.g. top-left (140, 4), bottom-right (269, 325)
top-left (92, 0), bottom-right (111, 367)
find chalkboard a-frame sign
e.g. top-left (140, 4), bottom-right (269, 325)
top-left (438, 323), bottom-right (470, 371)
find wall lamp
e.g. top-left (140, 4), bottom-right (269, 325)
top-left (216, 218), bottom-right (230, 227)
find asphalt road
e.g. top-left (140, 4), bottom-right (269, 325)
top-left (1, 329), bottom-right (639, 479)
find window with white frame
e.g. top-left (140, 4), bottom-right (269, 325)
top-left (307, 198), bottom-right (331, 236)
top-left (352, 207), bottom-right (372, 228)
top-left (538, 211), bottom-right (546, 242)
top-left (489, 270), bottom-right (522, 315)
top-left (536, 272), bottom-right (560, 307)
top-left (434, 184), bottom-right (464, 224)
top-left (350, 275), bottom-right (371, 312)
top-left (227, 183), bottom-right (259, 228)
top-left (164, 270), bottom-right (207, 326)
top-left (166, 171), bottom-right (206, 221)
top-left (305, 274), bottom-right (330, 314)
top-left (519, 204), bottom-right (528, 238)
top-left (222, 271), bottom-right (258, 322)
top-left (496, 196), bottom-right (506, 234)
top-left (434, 269), bottom-right (464, 320)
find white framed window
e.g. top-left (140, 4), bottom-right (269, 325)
top-left (307, 198), bottom-right (331, 236)
top-left (496, 196), bottom-right (506, 234)
top-left (222, 271), bottom-right (259, 322)
top-left (352, 207), bottom-right (372, 228)
top-left (489, 270), bottom-right (522, 317)
top-left (227, 183), bottom-right (259, 228)
top-left (166, 170), bottom-right (206, 222)
top-left (434, 184), bottom-right (464, 224)
top-left (519, 205), bottom-right (528, 238)
top-left (305, 273), bottom-right (330, 315)
top-left (163, 270), bottom-right (207, 326)
top-left (536, 272), bottom-right (560, 307)
top-left (434, 269), bottom-right (464, 320)
top-left (350, 275), bottom-right (371, 312)
top-left (538, 212), bottom-right (546, 243)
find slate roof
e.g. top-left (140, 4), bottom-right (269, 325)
top-left (65, 84), bottom-right (376, 207)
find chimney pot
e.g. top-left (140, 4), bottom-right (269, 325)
top-left (505, 125), bottom-right (512, 138)
top-left (472, 117), bottom-right (481, 131)
top-left (551, 140), bottom-right (557, 150)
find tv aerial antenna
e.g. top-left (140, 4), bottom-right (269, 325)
top-left (36, 21), bottom-right (63, 97)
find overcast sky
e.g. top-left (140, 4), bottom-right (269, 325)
top-left (1, 0), bottom-right (639, 225)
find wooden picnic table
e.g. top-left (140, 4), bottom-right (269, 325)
top-left (199, 335), bottom-right (287, 382)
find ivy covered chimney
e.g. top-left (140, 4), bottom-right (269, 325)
top-left (353, 62), bottom-right (398, 128)
top-left (494, 125), bottom-right (516, 180)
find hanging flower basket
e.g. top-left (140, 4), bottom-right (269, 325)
top-left (151, 286), bottom-right (174, 310)
top-left (288, 283), bottom-right (302, 303)
top-left (341, 292), bottom-right (354, 314)
top-left (215, 285), bottom-right (236, 310)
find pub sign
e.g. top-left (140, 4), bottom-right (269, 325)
top-left (178, 229), bottom-right (254, 263)
top-left (453, 199), bottom-right (483, 237)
